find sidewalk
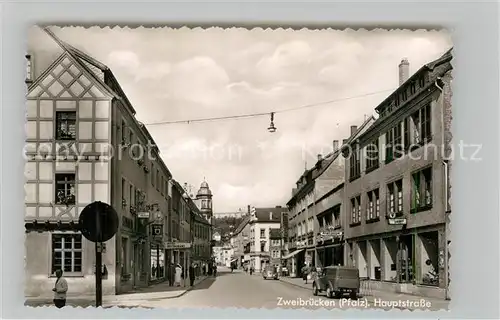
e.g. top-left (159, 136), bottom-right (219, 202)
top-left (278, 277), bottom-right (450, 310)
top-left (25, 275), bottom-right (210, 308)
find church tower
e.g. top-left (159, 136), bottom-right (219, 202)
top-left (195, 179), bottom-right (213, 224)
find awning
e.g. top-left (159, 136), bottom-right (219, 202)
top-left (230, 258), bottom-right (238, 263)
top-left (282, 249), bottom-right (304, 260)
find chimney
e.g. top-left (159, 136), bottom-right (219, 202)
top-left (247, 205), bottom-right (250, 214)
top-left (399, 58), bottom-right (409, 85)
top-left (350, 125), bottom-right (357, 136)
top-left (333, 140), bottom-right (339, 152)
top-left (317, 154), bottom-right (322, 161)
top-left (342, 139), bottom-right (348, 145)
top-left (269, 211), bottom-right (273, 220)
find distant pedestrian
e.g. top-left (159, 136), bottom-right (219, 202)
top-left (52, 269), bottom-right (68, 308)
top-left (189, 263), bottom-right (195, 287)
top-left (168, 263), bottom-right (175, 286)
top-left (174, 264), bottom-right (182, 286)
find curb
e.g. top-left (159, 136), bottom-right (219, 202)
top-left (278, 278), bottom-right (312, 291)
top-left (154, 275), bottom-right (212, 300)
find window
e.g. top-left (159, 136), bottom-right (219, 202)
top-left (333, 205), bottom-right (341, 228)
top-left (55, 112), bottom-right (76, 140)
top-left (156, 169), bottom-right (160, 191)
top-left (260, 243), bottom-right (265, 252)
top-left (151, 165), bottom-right (155, 187)
top-left (349, 146), bottom-right (361, 180)
top-left (121, 120), bottom-right (126, 143)
top-left (412, 167), bottom-right (433, 212)
top-left (129, 130), bottom-right (133, 145)
top-left (350, 196), bottom-right (361, 224)
top-left (385, 123), bottom-right (403, 163)
top-left (260, 229), bottom-right (265, 238)
top-left (55, 173), bottom-right (75, 205)
top-left (410, 82), bottom-right (416, 95)
top-left (121, 178), bottom-right (126, 202)
top-left (411, 104), bottom-right (432, 145)
top-left (365, 139), bottom-right (379, 172)
top-left (52, 233), bottom-right (82, 274)
top-left (404, 118), bottom-right (411, 151)
top-left (387, 179), bottom-right (403, 216)
top-left (367, 189), bottom-right (380, 221)
top-left (419, 76), bottom-right (425, 88)
top-left (26, 54), bottom-right (33, 82)
top-left (129, 184), bottom-right (134, 209)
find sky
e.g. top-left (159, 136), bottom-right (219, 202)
top-left (29, 26), bottom-right (452, 212)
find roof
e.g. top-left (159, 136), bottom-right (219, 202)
top-left (250, 207), bottom-right (286, 223)
top-left (375, 47), bottom-right (453, 113)
top-left (287, 115), bottom-right (375, 206)
top-left (269, 228), bottom-right (281, 239)
top-left (353, 48), bottom-right (453, 143)
top-left (233, 215), bottom-right (251, 235)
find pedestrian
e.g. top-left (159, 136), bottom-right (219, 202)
top-left (213, 264), bottom-right (217, 277)
top-left (168, 263), bottom-right (175, 286)
top-left (189, 263), bottom-right (195, 287)
top-left (174, 264), bottom-right (182, 287)
top-left (302, 264), bottom-right (310, 284)
top-left (52, 269), bottom-right (68, 308)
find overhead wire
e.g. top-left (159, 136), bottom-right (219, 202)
top-left (143, 88), bottom-right (395, 126)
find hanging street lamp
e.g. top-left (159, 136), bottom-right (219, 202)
top-left (267, 112), bottom-right (277, 133)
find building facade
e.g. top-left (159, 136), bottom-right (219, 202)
top-left (269, 229), bottom-right (283, 267)
top-left (248, 206), bottom-right (286, 272)
top-left (24, 27), bottom-right (174, 296)
top-left (284, 122), bottom-right (374, 277)
top-left (341, 50), bottom-right (452, 299)
top-left (191, 204), bottom-right (212, 272)
top-left (231, 213), bottom-right (251, 268)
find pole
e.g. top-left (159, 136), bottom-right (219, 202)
top-left (95, 202), bottom-right (102, 308)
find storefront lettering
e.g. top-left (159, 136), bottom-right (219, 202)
top-left (165, 242), bottom-right (192, 249)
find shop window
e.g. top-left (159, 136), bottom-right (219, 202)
top-left (420, 232), bottom-right (439, 286)
top-left (55, 173), bottom-right (75, 205)
top-left (399, 235), bottom-right (415, 283)
top-left (411, 167), bottom-right (433, 213)
top-left (51, 233), bottom-right (82, 274)
top-left (55, 111), bottom-right (76, 140)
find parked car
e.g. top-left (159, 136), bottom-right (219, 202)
top-left (262, 265), bottom-right (279, 280)
top-left (312, 266), bottom-right (359, 299)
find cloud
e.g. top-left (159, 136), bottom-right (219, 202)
top-left (29, 27), bottom-right (453, 211)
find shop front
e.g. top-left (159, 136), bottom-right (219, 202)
top-left (316, 228), bottom-right (344, 268)
top-left (346, 225), bottom-right (446, 299)
top-left (165, 241), bottom-right (192, 287)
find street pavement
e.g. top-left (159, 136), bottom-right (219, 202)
top-left (26, 267), bottom-right (449, 310)
top-left (109, 267), bottom-right (447, 310)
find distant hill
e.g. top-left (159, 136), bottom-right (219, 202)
top-left (212, 215), bottom-right (245, 241)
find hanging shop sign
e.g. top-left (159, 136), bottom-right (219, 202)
top-left (151, 224), bottom-right (163, 237)
top-left (165, 242), bottom-right (192, 249)
top-left (137, 211), bottom-right (150, 219)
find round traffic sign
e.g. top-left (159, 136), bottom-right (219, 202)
top-left (79, 201), bottom-right (119, 243)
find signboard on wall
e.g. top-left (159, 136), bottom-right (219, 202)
top-left (137, 211), bottom-right (150, 219)
top-left (388, 218), bottom-right (407, 225)
top-left (165, 242), bottom-right (192, 249)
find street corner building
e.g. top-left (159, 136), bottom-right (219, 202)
top-left (284, 49), bottom-right (452, 300)
top-left (23, 26), bottom-right (214, 298)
